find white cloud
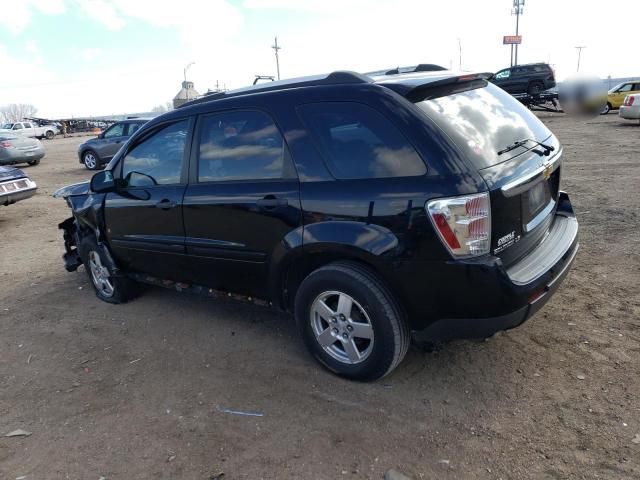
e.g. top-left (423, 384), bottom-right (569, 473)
top-left (0, 0), bottom-right (65, 34)
top-left (80, 47), bottom-right (102, 61)
top-left (75, 0), bottom-right (125, 30)
top-left (25, 40), bottom-right (39, 54)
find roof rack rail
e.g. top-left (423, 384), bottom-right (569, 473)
top-left (178, 70), bottom-right (371, 109)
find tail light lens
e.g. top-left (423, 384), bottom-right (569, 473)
top-left (0, 141), bottom-right (14, 148)
top-left (625, 96), bottom-right (635, 106)
top-left (426, 192), bottom-right (491, 258)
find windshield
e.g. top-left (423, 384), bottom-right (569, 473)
top-left (414, 82), bottom-right (552, 169)
top-left (608, 83), bottom-right (625, 94)
top-left (1, 124), bottom-right (14, 129)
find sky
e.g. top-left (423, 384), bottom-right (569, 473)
top-left (1, 0), bottom-right (639, 118)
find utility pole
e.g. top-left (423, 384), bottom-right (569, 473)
top-left (575, 46), bottom-right (586, 72)
top-left (511, 0), bottom-right (525, 66)
top-left (271, 36), bottom-right (281, 80)
top-left (458, 38), bottom-right (462, 71)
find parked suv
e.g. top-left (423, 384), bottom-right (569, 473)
top-left (77, 118), bottom-right (149, 170)
top-left (54, 70), bottom-right (578, 380)
top-left (490, 63), bottom-right (556, 95)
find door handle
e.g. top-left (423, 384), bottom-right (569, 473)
top-left (155, 199), bottom-right (177, 210)
top-left (256, 195), bottom-right (288, 209)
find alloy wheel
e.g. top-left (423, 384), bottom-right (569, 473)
top-left (88, 251), bottom-right (114, 297)
top-left (310, 290), bottom-right (374, 364)
top-left (84, 153), bottom-right (97, 169)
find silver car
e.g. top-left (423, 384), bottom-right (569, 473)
top-left (77, 119), bottom-right (149, 170)
top-left (0, 132), bottom-right (45, 166)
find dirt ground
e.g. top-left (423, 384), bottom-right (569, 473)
top-left (1, 114), bottom-right (639, 480)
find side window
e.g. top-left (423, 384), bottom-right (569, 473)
top-left (126, 123), bottom-right (142, 137)
top-left (121, 120), bottom-right (189, 187)
top-left (297, 102), bottom-right (426, 180)
top-left (23, 122), bottom-right (33, 129)
top-left (619, 84), bottom-right (633, 93)
top-left (633, 84), bottom-right (640, 91)
top-left (13, 124), bottom-right (23, 130)
top-left (104, 123), bottom-right (125, 138)
top-left (495, 69), bottom-right (510, 79)
top-left (197, 110), bottom-right (292, 182)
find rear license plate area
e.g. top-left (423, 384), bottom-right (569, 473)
top-left (528, 181), bottom-right (546, 214)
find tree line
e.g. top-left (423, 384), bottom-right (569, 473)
top-left (0, 104), bottom-right (38, 123)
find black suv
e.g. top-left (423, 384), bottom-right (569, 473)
top-left (490, 63), bottom-right (556, 95)
top-left (55, 70), bottom-right (578, 380)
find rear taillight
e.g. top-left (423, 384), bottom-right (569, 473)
top-left (427, 192), bottom-right (491, 258)
top-left (0, 141), bottom-right (13, 148)
top-left (625, 96), bottom-right (635, 106)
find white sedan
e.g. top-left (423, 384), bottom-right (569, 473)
top-left (619, 94), bottom-right (640, 121)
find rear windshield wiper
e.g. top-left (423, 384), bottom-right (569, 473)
top-left (497, 138), bottom-right (555, 156)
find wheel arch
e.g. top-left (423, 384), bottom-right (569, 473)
top-left (268, 221), bottom-right (401, 310)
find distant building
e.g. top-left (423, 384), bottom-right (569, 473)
top-left (173, 81), bottom-right (200, 108)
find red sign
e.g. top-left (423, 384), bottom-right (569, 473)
top-left (503, 35), bottom-right (522, 44)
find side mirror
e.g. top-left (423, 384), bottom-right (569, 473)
top-left (90, 170), bottom-right (116, 193)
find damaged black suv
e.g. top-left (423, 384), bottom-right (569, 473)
top-left (55, 70), bottom-right (579, 380)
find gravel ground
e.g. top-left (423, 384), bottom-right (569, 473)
top-left (1, 113), bottom-right (639, 480)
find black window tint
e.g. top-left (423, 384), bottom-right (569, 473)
top-left (198, 110), bottom-right (290, 182)
top-left (104, 123), bottom-right (125, 138)
top-left (121, 120), bottom-right (188, 186)
top-left (297, 102), bottom-right (426, 179)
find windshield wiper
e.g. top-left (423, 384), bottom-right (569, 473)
top-left (497, 138), bottom-right (555, 156)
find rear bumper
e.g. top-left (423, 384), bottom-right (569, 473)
top-left (0, 177), bottom-right (37, 206)
top-left (413, 191), bottom-right (579, 341)
top-left (0, 149), bottom-right (45, 165)
top-left (619, 105), bottom-right (640, 119)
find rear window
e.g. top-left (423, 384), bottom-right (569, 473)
top-left (414, 82), bottom-right (552, 169)
top-left (297, 102), bottom-right (426, 179)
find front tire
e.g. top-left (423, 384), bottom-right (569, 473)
top-left (601, 102), bottom-right (612, 115)
top-left (27, 159), bottom-right (40, 166)
top-left (82, 150), bottom-right (100, 170)
top-left (78, 235), bottom-right (139, 304)
top-left (45, 130), bottom-right (55, 140)
top-left (295, 261), bottom-right (410, 381)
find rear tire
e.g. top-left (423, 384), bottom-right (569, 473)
top-left (27, 159), bottom-right (40, 166)
top-left (82, 150), bottom-right (100, 170)
top-left (294, 261), bottom-right (410, 381)
top-left (78, 235), bottom-right (139, 304)
top-left (45, 130), bottom-right (55, 140)
top-left (528, 81), bottom-right (544, 95)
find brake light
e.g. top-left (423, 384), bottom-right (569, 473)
top-left (426, 192), bottom-right (491, 258)
top-left (0, 141), bottom-right (13, 148)
top-left (625, 96), bottom-right (635, 106)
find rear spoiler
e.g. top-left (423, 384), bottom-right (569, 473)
top-left (381, 72), bottom-right (493, 102)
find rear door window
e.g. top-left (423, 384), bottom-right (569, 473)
top-left (126, 122), bottom-right (143, 137)
top-left (297, 102), bottom-right (426, 179)
top-left (197, 110), bottom-right (294, 182)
